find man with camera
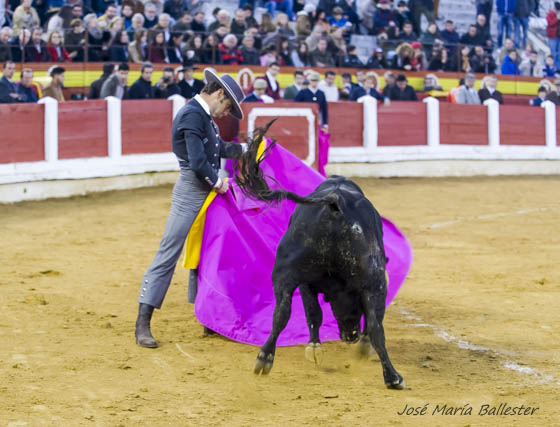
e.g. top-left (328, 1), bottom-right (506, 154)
top-left (155, 67), bottom-right (181, 98)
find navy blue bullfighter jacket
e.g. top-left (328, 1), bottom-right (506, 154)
top-left (172, 96), bottom-right (243, 188)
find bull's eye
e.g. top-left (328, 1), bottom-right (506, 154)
top-left (351, 223), bottom-right (363, 234)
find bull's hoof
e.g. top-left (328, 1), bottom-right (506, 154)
top-left (386, 375), bottom-right (405, 390)
top-left (304, 343), bottom-right (324, 365)
top-left (357, 337), bottom-right (372, 359)
top-left (254, 351), bottom-right (274, 375)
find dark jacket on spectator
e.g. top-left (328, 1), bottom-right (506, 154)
top-left (230, 20), bottom-right (246, 36)
top-left (318, 0), bottom-right (346, 14)
top-left (89, 72), bottom-right (112, 99)
top-left (64, 30), bottom-right (85, 62)
top-left (459, 32), bottom-right (484, 47)
top-left (0, 42), bottom-right (12, 62)
top-left (388, 84), bottom-right (418, 101)
top-left (475, 23), bottom-right (492, 44)
top-left (391, 54), bottom-right (413, 70)
top-left (343, 54), bottom-right (365, 68)
top-left (191, 20), bottom-right (206, 33)
top-left (382, 83), bottom-right (394, 97)
top-left (478, 88), bottom-right (504, 104)
top-left (350, 86), bottom-right (385, 101)
top-left (366, 54), bottom-right (388, 69)
top-left (294, 88), bottom-right (328, 124)
top-left (242, 92), bottom-right (263, 103)
top-left (178, 78), bottom-right (204, 98)
top-left (163, 0), bottom-right (188, 20)
top-left (240, 46), bottom-right (260, 65)
top-left (144, 16), bottom-right (158, 29)
top-left (155, 82), bottom-right (181, 98)
top-left (0, 76), bottom-right (18, 103)
top-left (545, 90), bottom-right (560, 105)
top-left (16, 83), bottom-right (38, 103)
top-left (10, 42), bottom-right (27, 63)
top-left (25, 42), bottom-right (51, 62)
top-left (201, 44), bottom-right (222, 64)
top-left (310, 49), bottom-right (335, 67)
top-left (399, 30), bottom-right (418, 42)
top-left (428, 55), bottom-right (455, 71)
top-left (109, 43), bottom-right (130, 62)
top-left (440, 29), bottom-right (460, 47)
top-left (128, 77), bottom-right (155, 99)
top-left (168, 45), bottom-right (184, 63)
top-left (47, 45), bottom-right (71, 62)
top-left (395, 10), bottom-right (412, 29)
top-left (471, 53), bottom-right (497, 73)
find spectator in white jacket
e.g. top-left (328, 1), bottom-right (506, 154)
top-left (318, 70), bottom-right (340, 102)
top-left (456, 73), bottom-right (481, 104)
top-left (519, 51), bottom-right (544, 77)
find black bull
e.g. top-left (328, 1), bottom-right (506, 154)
top-left (235, 127), bottom-right (404, 389)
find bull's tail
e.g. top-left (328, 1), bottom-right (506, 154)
top-left (235, 119), bottom-right (339, 208)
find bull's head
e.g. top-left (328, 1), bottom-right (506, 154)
top-left (326, 290), bottom-right (363, 344)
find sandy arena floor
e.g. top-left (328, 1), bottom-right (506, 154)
top-left (1, 175), bottom-right (559, 426)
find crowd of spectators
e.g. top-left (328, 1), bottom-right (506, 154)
top-left (4, 56), bottom-right (560, 108)
top-left (0, 0), bottom-right (558, 78)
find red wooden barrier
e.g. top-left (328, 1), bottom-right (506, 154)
top-left (378, 102), bottom-right (427, 146)
top-left (121, 99), bottom-right (173, 154)
top-left (500, 105), bottom-right (545, 146)
top-left (328, 102), bottom-right (363, 147)
top-left (440, 104), bottom-right (488, 145)
top-left (0, 103), bottom-right (44, 164)
top-left (58, 100), bottom-right (108, 159)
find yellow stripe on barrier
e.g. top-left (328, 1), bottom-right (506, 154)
top-left (10, 68), bottom-right (541, 96)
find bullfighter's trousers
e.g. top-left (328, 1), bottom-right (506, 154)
top-left (138, 166), bottom-right (209, 309)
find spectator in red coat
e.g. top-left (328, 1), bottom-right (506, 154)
top-left (546, 2), bottom-right (560, 69)
top-left (148, 30), bottom-right (169, 63)
top-left (47, 30), bottom-right (71, 62)
top-left (253, 62), bottom-right (281, 100)
top-left (218, 34), bottom-right (244, 65)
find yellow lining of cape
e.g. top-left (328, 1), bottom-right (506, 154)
top-left (182, 183), bottom-right (220, 269)
top-left (182, 138), bottom-right (266, 270)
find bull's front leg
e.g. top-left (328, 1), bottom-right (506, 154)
top-left (361, 290), bottom-right (405, 389)
top-left (299, 284), bottom-right (324, 365)
top-left (254, 287), bottom-right (295, 375)
top-left (358, 322), bottom-right (372, 358)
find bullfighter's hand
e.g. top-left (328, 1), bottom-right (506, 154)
top-left (217, 179), bottom-right (229, 194)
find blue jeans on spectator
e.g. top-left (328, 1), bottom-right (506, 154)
top-left (549, 38), bottom-right (560, 70)
top-left (264, 0), bottom-right (294, 19)
top-left (514, 17), bottom-right (528, 48)
top-left (497, 13), bottom-right (512, 47)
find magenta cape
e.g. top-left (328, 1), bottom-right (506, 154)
top-left (194, 144), bottom-right (413, 347)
